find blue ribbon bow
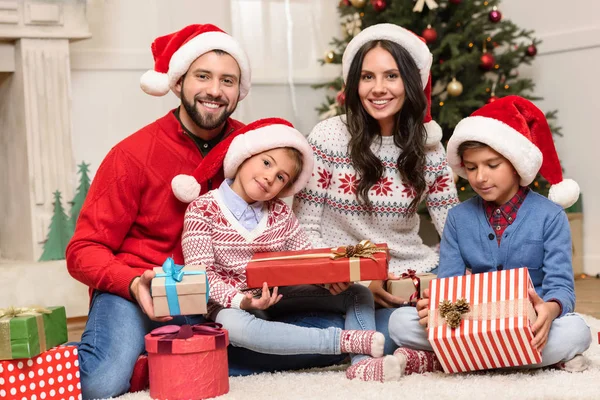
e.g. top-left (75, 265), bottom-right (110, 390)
top-left (155, 257), bottom-right (209, 315)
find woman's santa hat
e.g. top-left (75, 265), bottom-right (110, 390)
top-left (447, 95), bottom-right (579, 208)
top-left (172, 118), bottom-right (314, 202)
top-left (342, 23), bottom-right (441, 147)
top-left (140, 24), bottom-right (251, 99)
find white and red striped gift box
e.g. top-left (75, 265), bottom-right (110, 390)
top-left (428, 268), bottom-right (542, 373)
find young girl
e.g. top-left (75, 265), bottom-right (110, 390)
top-left (390, 96), bottom-right (591, 375)
top-left (179, 118), bottom-right (402, 382)
top-left (293, 24), bottom-right (459, 353)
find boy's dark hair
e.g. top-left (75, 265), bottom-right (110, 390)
top-left (344, 40), bottom-right (428, 212)
top-left (284, 147), bottom-right (304, 187)
top-left (457, 140), bottom-right (491, 159)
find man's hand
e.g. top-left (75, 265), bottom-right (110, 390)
top-left (417, 288), bottom-right (431, 327)
top-left (368, 273), bottom-right (407, 308)
top-left (130, 270), bottom-right (172, 323)
top-left (529, 288), bottom-right (560, 352)
top-left (240, 282), bottom-right (282, 311)
top-left (328, 282), bottom-right (350, 295)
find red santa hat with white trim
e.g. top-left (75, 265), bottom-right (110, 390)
top-left (172, 118), bottom-right (314, 202)
top-left (342, 23), bottom-right (441, 147)
top-left (140, 24), bottom-right (251, 99)
top-left (447, 95), bottom-right (579, 208)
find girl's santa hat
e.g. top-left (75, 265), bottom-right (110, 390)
top-left (447, 95), bottom-right (579, 208)
top-left (172, 118), bottom-right (314, 202)
top-left (140, 24), bottom-right (251, 99)
top-left (342, 23), bottom-right (441, 147)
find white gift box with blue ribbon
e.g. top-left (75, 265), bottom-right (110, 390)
top-left (151, 257), bottom-right (209, 317)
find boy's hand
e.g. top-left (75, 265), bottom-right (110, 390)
top-left (329, 282), bottom-right (351, 295)
top-left (529, 288), bottom-right (560, 352)
top-left (130, 271), bottom-right (173, 323)
top-left (417, 288), bottom-right (431, 327)
top-left (369, 272), bottom-right (408, 308)
top-left (240, 282), bottom-right (282, 311)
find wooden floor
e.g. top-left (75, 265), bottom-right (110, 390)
top-left (66, 277), bottom-right (600, 342)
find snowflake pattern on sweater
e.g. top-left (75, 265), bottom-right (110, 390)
top-left (181, 190), bottom-right (310, 316)
top-left (293, 116), bottom-right (459, 275)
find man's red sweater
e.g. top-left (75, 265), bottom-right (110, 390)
top-left (66, 110), bottom-right (244, 301)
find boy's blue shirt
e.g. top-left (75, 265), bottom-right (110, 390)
top-left (438, 190), bottom-right (575, 317)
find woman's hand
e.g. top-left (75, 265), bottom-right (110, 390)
top-left (368, 273), bottom-right (407, 308)
top-left (328, 282), bottom-right (351, 295)
top-left (417, 288), bottom-right (431, 327)
top-left (240, 282), bottom-right (282, 311)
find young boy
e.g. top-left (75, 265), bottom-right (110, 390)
top-left (388, 96), bottom-right (591, 375)
top-left (176, 118), bottom-right (402, 382)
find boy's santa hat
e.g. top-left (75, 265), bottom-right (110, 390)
top-left (447, 95), bottom-right (579, 208)
top-left (140, 24), bottom-right (251, 99)
top-left (342, 23), bottom-right (441, 147)
top-left (172, 118), bottom-right (313, 202)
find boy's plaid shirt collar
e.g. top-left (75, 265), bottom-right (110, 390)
top-left (484, 186), bottom-right (530, 244)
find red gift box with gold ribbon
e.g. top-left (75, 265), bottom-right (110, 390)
top-left (145, 323), bottom-right (229, 400)
top-left (245, 241), bottom-right (389, 288)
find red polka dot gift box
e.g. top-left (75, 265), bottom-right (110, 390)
top-left (145, 323), bottom-right (229, 400)
top-left (0, 345), bottom-right (81, 400)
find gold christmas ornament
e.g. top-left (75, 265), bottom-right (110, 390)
top-left (350, 0), bottom-right (366, 7)
top-left (324, 51), bottom-right (335, 63)
top-left (446, 77), bottom-right (463, 97)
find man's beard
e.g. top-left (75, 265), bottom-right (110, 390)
top-left (181, 91), bottom-right (236, 131)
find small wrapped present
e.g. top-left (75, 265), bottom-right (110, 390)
top-left (0, 345), bottom-right (81, 399)
top-left (428, 267), bottom-right (542, 373)
top-left (246, 240), bottom-right (389, 288)
top-left (152, 257), bottom-right (209, 317)
top-left (0, 306), bottom-right (67, 360)
top-left (146, 323), bottom-right (229, 400)
top-left (386, 270), bottom-right (436, 304)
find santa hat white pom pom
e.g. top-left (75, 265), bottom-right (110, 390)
top-left (140, 70), bottom-right (171, 96)
top-left (548, 178), bottom-right (580, 209)
top-left (171, 174), bottom-right (201, 203)
top-left (424, 121), bottom-right (442, 147)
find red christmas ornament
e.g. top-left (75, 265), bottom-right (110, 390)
top-left (479, 53), bottom-right (495, 71)
top-left (422, 25), bottom-right (438, 44)
top-left (489, 7), bottom-right (502, 23)
top-left (371, 0), bottom-right (387, 12)
top-left (449, 0), bottom-right (462, 4)
top-left (487, 95), bottom-right (499, 104)
top-left (526, 44), bottom-right (538, 57)
top-left (336, 90), bottom-right (346, 106)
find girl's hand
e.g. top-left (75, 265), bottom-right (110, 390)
top-left (417, 288), bottom-right (430, 327)
top-left (329, 282), bottom-right (351, 295)
top-left (240, 282), bottom-right (282, 311)
top-left (529, 288), bottom-right (560, 352)
top-left (368, 275), bottom-right (407, 308)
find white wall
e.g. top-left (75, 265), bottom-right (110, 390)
top-left (69, 0), bottom-right (599, 275)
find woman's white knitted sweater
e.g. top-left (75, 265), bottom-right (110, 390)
top-left (293, 116), bottom-right (459, 275)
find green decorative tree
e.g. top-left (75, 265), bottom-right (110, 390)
top-left (39, 191), bottom-right (71, 261)
top-left (316, 0), bottom-right (561, 202)
top-left (68, 162), bottom-right (91, 235)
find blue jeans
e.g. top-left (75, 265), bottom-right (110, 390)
top-left (215, 284), bottom-right (375, 364)
top-left (76, 291), bottom-right (346, 400)
top-left (388, 307), bottom-right (592, 368)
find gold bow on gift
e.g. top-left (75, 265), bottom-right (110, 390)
top-left (331, 240), bottom-right (387, 261)
top-left (439, 299), bottom-right (470, 329)
top-left (0, 306), bottom-right (51, 319)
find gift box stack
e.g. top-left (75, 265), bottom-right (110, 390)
top-left (386, 270), bottom-right (436, 304)
top-left (428, 268), bottom-right (542, 373)
top-left (0, 306), bottom-right (81, 399)
top-left (145, 323), bottom-right (229, 400)
top-left (245, 240), bottom-right (389, 288)
top-left (152, 257), bottom-right (209, 317)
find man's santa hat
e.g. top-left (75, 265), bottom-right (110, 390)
top-left (447, 95), bottom-right (579, 208)
top-left (140, 24), bottom-right (251, 99)
top-left (342, 23), bottom-right (441, 147)
top-left (172, 118), bottom-right (314, 202)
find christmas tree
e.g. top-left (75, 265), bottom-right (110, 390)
top-left (68, 161), bottom-right (91, 235)
top-left (39, 191), bottom-right (71, 261)
top-left (316, 0), bottom-right (559, 201)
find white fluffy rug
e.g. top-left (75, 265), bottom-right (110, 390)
top-left (116, 315), bottom-right (600, 400)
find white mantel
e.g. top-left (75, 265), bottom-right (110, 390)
top-left (0, 0), bottom-right (90, 261)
